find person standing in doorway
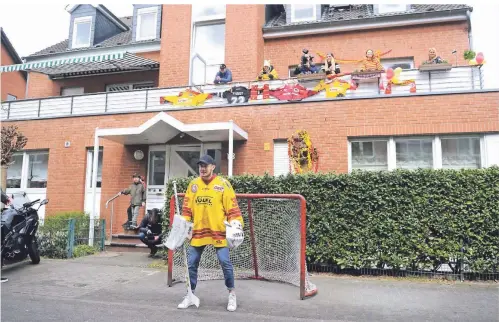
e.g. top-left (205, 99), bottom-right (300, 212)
top-left (121, 173), bottom-right (146, 229)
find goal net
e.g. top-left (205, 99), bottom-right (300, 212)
top-left (167, 193), bottom-right (318, 299)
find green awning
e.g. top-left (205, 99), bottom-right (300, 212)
top-left (0, 52), bottom-right (125, 73)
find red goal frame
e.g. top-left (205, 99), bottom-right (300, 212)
top-left (167, 193), bottom-right (317, 300)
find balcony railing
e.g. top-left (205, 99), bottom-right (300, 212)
top-left (1, 66), bottom-right (485, 121)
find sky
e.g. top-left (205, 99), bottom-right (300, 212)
top-left (0, 2), bottom-right (498, 88)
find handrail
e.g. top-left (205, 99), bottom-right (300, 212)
top-left (105, 192), bottom-right (121, 242)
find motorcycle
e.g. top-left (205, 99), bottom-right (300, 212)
top-left (1, 192), bottom-right (48, 266)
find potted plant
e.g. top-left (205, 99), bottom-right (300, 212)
top-left (1, 125), bottom-right (28, 191)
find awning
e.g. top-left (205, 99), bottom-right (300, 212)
top-left (96, 112), bottom-right (248, 145)
top-left (0, 52), bottom-right (159, 79)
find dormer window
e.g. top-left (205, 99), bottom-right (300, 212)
top-left (72, 16), bottom-right (92, 48)
top-left (136, 7), bottom-right (158, 41)
top-left (377, 4), bottom-right (408, 14)
top-left (290, 4), bottom-right (317, 23)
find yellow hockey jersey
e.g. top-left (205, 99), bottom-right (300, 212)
top-left (182, 175), bottom-right (243, 248)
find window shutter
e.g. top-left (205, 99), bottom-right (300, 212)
top-left (273, 141), bottom-right (290, 176)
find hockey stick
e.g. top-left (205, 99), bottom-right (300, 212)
top-left (172, 180), bottom-right (200, 308)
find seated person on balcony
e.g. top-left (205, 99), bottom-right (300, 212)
top-left (257, 60), bottom-right (279, 81)
top-left (360, 49), bottom-right (384, 72)
top-left (321, 52), bottom-right (341, 76)
top-left (138, 208), bottom-right (164, 256)
top-left (214, 64), bottom-right (232, 84)
top-left (424, 48), bottom-right (444, 64)
top-left (293, 49), bottom-right (319, 76)
top-left (120, 173), bottom-right (146, 229)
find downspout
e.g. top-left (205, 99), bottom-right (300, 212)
top-left (466, 9), bottom-right (473, 50)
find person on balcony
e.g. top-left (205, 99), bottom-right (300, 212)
top-left (257, 60), bottom-right (279, 81)
top-left (138, 208), bottom-right (164, 257)
top-left (293, 49), bottom-right (319, 76)
top-left (214, 64), bottom-right (233, 84)
top-left (321, 52), bottom-right (341, 76)
top-left (424, 48), bottom-right (444, 64)
top-left (120, 173), bottom-right (146, 229)
top-left (360, 49), bottom-right (385, 72)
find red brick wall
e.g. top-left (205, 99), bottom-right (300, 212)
top-left (1, 45), bottom-right (26, 101)
top-left (158, 4), bottom-right (192, 87)
top-left (5, 91), bottom-right (498, 232)
top-left (225, 5), bottom-right (265, 81)
top-left (264, 22), bottom-right (470, 77)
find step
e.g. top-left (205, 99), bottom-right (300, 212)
top-left (105, 240), bottom-right (166, 253)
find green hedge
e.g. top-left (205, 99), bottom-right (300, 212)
top-left (163, 167), bottom-right (499, 273)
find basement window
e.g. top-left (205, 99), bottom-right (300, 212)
top-left (72, 16), bottom-right (92, 48)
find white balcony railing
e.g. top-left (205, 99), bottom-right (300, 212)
top-left (0, 66), bottom-right (485, 121)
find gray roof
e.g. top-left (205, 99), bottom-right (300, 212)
top-left (264, 4), bottom-right (472, 29)
top-left (27, 16), bottom-right (159, 58)
top-left (30, 53), bottom-right (159, 79)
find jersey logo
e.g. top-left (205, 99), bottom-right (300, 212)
top-left (213, 185), bottom-right (224, 192)
top-left (196, 196), bottom-right (213, 206)
top-left (191, 184), bottom-right (198, 193)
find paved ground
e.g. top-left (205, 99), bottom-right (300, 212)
top-left (1, 252), bottom-right (498, 322)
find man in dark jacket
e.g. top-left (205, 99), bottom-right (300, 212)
top-left (121, 173), bottom-right (146, 229)
top-left (138, 208), bottom-right (164, 256)
top-left (214, 64), bottom-right (233, 84)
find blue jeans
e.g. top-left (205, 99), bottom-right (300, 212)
top-left (188, 245), bottom-right (235, 291)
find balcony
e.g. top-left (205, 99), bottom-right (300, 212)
top-left (0, 65), bottom-right (486, 121)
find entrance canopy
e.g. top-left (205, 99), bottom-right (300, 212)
top-left (95, 112), bottom-right (248, 145)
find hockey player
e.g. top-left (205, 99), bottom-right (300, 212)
top-left (172, 154), bottom-right (244, 311)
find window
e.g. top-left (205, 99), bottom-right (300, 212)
top-left (381, 58), bottom-right (414, 70)
top-left (5, 151), bottom-right (49, 189)
top-left (351, 140), bottom-right (388, 171)
top-left (441, 137), bottom-right (481, 169)
top-left (290, 5), bottom-right (317, 23)
top-left (72, 16), bottom-right (92, 48)
top-left (106, 82), bottom-right (155, 92)
top-left (148, 150), bottom-right (166, 186)
top-left (7, 94), bottom-right (17, 101)
top-left (27, 152), bottom-right (49, 188)
top-left (273, 141), bottom-right (290, 176)
top-left (136, 7), bottom-right (158, 41)
top-left (395, 138), bottom-right (433, 169)
top-left (6, 154), bottom-right (23, 188)
top-left (61, 87), bottom-right (84, 96)
top-left (191, 5), bottom-right (226, 85)
top-left (377, 4), bottom-right (408, 14)
top-left (87, 148), bottom-right (103, 188)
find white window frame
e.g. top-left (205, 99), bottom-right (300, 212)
top-left (190, 5), bottom-right (226, 85)
top-left (381, 57), bottom-right (415, 70)
top-left (377, 4), bottom-right (408, 15)
top-left (72, 16), bottom-right (93, 49)
top-left (348, 138), bottom-right (390, 172)
top-left (273, 140), bottom-right (291, 176)
top-left (136, 6), bottom-right (158, 41)
top-left (6, 150), bottom-right (49, 192)
top-left (85, 148), bottom-right (103, 189)
top-left (348, 134), bottom-right (486, 172)
top-left (290, 4), bottom-right (318, 23)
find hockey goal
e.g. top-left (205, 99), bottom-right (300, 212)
top-left (167, 193), bottom-right (318, 299)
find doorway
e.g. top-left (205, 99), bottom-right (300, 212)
top-left (145, 143), bottom-right (222, 210)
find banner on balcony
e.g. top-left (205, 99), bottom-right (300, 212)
top-left (160, 89), bottom-right (212, 107)
top-left (0, 52), bottom-right (126, 73)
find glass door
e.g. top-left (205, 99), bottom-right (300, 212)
top-left (146, 146), bottom-right (166, 211)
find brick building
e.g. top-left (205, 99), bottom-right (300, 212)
top-left (1, 4), bottom-right (498, 244)
top-left (1, 28), bottom-right (27, 101)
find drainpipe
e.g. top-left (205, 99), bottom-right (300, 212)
top-left (466, 9), bottom-right (473, 50)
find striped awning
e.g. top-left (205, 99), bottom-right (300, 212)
top-left (0, 52), bottom-right (126, 73)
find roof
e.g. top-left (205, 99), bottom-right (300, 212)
top-left (264, 4), bottom-right (472, 29)
top-left (1, 28), bottom-right (27, 79)
top-left (27, 16), bottom-right (159, 58)
top-left (29, 52), bottom-right (159, 79)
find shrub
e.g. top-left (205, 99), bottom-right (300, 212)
top-left (73, 245), bottom-right (99, 258)
top-left (163, 167), bottom-right (499, 273)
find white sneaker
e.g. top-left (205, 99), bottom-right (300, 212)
top-left (177, 295), bottom-right (194, 309)
top-left (227, 292), bottom-right (237, 312)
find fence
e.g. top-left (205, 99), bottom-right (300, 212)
top-left (37, 218), bottom-right (106, 259)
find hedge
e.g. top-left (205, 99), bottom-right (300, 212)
top-left (163, 167), bottom-right (499, 274)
